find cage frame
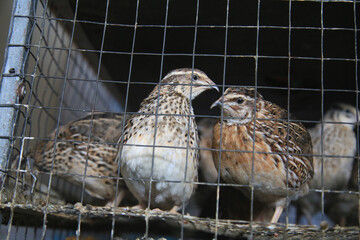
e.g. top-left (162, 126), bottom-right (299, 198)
top-left (0, 0), bottom-right (359, 239)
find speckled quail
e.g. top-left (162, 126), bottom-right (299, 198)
top-left (29, 112), bottom-right (127, 206)
top-left (295, 103), bottom-right (359, 224)
top-left (211, 87), bottom-right (314, 223)
top-left (309, 103), bottom-right (358, 190)
top-left (118, 68), bottom-right (218, 212)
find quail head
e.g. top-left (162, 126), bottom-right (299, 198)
top-left (295, 103), bottom-right (359, 224)
top-left (29, 112), bottom-right (127, 206)
top-left (211, 87), bottom-right (314, 223)
top-left (119, 68), bottom-right (218, 212)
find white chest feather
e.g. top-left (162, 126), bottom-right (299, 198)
top-left (120, 114), bottom-right (198, 209)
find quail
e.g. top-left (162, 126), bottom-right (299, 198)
top-left (28, 112), bottom-right (127, 206)
top-left (295, 103), bottom-right (359, 224)
top-left (211, 87), bottom-right (314, 223)
top-left (119, 68), bottom-right (218, 212)
top-left (309, 103), bottom-right (358, 190)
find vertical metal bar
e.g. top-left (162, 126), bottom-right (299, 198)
top-left (0, 0), bottom-right (35, 179)
top-left (320, 0), bottom-right (325, 224)
top-left (3, 0), bottom-right (40, 238)
top-left (214, 1), bottom-right (229, 239)
top-left (249, 0), bottom-right (261, 238)
top-left (112, 0), bottom-right (140, 238)
top-left (285, 0), bottom-right (292, 229)
top-left (40, 0), bottom-right (79, 238)
top-left (180, 1), bottom-right (200, 239)
top-left (76, 0), bottom-right (110, 239)
top-left (352, 0), bottom-right (359, 229)
top-left (145, 0), bottom-right (170, 238)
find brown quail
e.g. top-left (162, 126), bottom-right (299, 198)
top-left (119, 68), bottom-right (218, 212)
top-left (211, 87), bottom-right (314, 223)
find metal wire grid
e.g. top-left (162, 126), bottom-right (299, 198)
top-left (5, 1), bottom-right (122, 157)
top-left (1, 0), bottom-right (122, 239)
top-left (0, 0), bottom-right (359, 239)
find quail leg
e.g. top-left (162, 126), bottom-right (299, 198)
top-left (105, 188), bottom-right (127, 207)
top-left (169, 205), bottom-right (180, 214)
top-left (271, 206), bottom-right (284, 223)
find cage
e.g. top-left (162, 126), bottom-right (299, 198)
top-left (0, 0), bottom-right (359, 239)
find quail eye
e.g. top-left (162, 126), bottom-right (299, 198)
top-left (345, 109), bottom-right (353, 117)
top-left (236, 98), bottom-right (244, 104)
top-left (192, 74), bottom-right (199, 81)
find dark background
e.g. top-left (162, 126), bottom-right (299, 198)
top-left (50, 0), bottom-right (359, 126)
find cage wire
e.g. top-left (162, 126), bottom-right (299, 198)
top-left (0, 0), bottom-right (359, 239)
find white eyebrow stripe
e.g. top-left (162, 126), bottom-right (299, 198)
top-left (227, 93), bottom-right (245, 99)
top-left (165, 70), bottom-right (206, 79)
top-left (166, 71), bottom-right (189, 77)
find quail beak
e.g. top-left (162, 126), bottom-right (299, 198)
top-left (211, 97), bottom-right (223, 109)
top-left (204, 78), bottom-right (219, 92)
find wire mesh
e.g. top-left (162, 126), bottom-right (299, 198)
top-left (0, 0), bottom-right (359, 239)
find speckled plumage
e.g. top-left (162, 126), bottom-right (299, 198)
top-left (211, 87), bottom-right (314, 223)
top-left (309, 103), bottom-right (358, 190)
top-left (30, 112), bottom-right (126, 206)
top-left (295, 103), bottom-right (359, 224)
top-left (119, 68), bottom-right (218, 211)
